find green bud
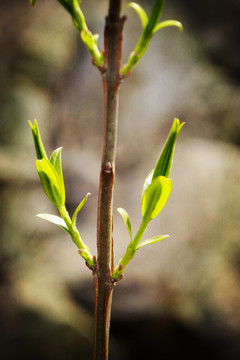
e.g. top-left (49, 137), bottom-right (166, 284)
top-left (29, 119), bottom-right (48, 160)
top-left (29, 120), bottom-right (66, 210)
top-left (152, 118), bottom-right (184, 180)
top-left (140, 118), bottom-right (184, 222)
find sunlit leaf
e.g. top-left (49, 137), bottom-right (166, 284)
top-left (117, 208), bottom-right (132, 241)
top-left (49, 148), bottom-right (63, 177)
top-left (141, 176), bottom-right (172, 220)
top-left (28, 119), bottom-right (48, 160)
top-left (36, 159), bottom-right (65, 208)
top-left (136, 234), bottom-right (169, 250)
top-left (49, 147), bottom-right (65, 197)
top-left (152, 118), bottom-right (184, 180)
top-left (37, 213), bottom-right (71, 234)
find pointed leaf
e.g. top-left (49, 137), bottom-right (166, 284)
top-left (37, 213), bottom-right (71, 235)
top-left (152, 118), bottom-right (185, 180)
top-left (117, 208), bottom-right (132, 241)
top-left (136, 234), bottom-right (169, 250)
top-left (29, 119), bottom-right (48, 160)
top-left (128, 2), bottom-right (148, 28)
top-left (72, 192), bottom-right (91, 226)
top-left (141, 176), bottom-right (172, 220)
top-left (153, 20), bottom-right (183, 33)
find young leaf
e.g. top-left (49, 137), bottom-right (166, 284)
top-left (30, 0), bottom-right (37, 6)
top-left (141, 176), bottom-right (172, 220)
top-left (153, 20), bottom-right (183, 33)
top-left (120, 0), bottom-right (183, 78)
top-left (29, 119), bottom-right (48, 160)
top-left (117, 208), bottom-right (132, 241)
top-left (37, 213), bottom-right (71, 235)
top-left (36, 158), bottom-right (65, 208)
top-left (152, 118), bottom-right (184, 180)
top-left (128, 2), bottom-right (148, 28)
top-left (72, 192), bottom-right (91, 227)
top-left (136, 234), bottom-right (169, 250)
top-left (49, 148), bottom-right (63, 177)
top-left (49, 147), bottom-right (65, 197)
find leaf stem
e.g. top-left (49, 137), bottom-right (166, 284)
top-left (59, 205), bottom-right (95, 267)
top-left (111, 218), bottom-right (149, 280)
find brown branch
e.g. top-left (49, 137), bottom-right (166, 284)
top-left (93, 1), bottom-right (125, 359)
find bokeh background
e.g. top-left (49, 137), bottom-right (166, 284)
top-left (0, 0), bottom-right (240, 359)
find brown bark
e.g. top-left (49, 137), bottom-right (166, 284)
top-left (93, 1), bottom-right (125, 359)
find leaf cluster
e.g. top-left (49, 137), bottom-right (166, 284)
top-left (30, 1), bottom-right (182, 75)
top-left (29, 120), bottom-right (96, 268)
top-left (120, 1), bottom-right (183, 77)
top-left (111, 118), bottom-right (184, 280)
top-left (28, 2), bottom-right (184, 279)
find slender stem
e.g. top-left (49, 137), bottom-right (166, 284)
top-left (59, 205), bottom-right (96, 267)
top-left (111, 218), bottom-right (149, 280)
top-left (93, 1), bottom-right (124, 359)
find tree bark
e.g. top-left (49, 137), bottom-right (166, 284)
top-left (93, 1), bottom-right (124, 359)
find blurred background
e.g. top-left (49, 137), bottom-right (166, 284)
top-left (0, 0), bottom-right (240, 359)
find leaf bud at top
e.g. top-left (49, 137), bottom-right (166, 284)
top-left (29, 119), bottom-right (48, 160)
top-left (152, 118), bottom-right (184, 180)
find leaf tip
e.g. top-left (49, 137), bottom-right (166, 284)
top-left (176, 21), bottom-right (183, 32)
top-left (127, 2), bottom-right (148, 28)
top-left (30, 0), bottom-right (37, 6)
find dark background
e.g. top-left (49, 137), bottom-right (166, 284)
top-left (0, 0), bottom-right (240, 359)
